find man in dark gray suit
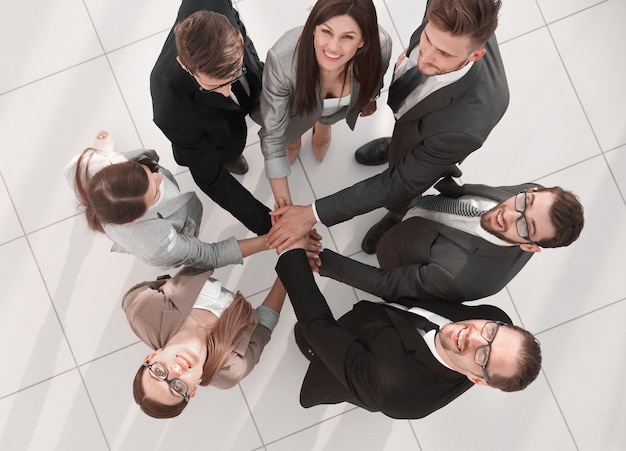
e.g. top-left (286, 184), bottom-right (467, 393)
top-left (266, 0), bottom-right (510, 252)
top-left (317, 177), bottom-right (584, 303)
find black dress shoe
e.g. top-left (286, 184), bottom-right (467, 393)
top-left (294, 323), bottom-right (316, 362)
top-left (361, 211), bottom-right (402, 254)
top-left (223, 155), bottom-right (249, 175)
top-left (354, 137), bottom-right (391, 166)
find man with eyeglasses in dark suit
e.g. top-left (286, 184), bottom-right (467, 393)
top-left (316, 177), bottom-right (584, 304)
top-left (275, 238), bottom-right (543, 419)
top-left (151, 0), bottom-right (271, 236)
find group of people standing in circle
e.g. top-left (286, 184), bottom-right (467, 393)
top-left (65, 0), bottom-right (585, 423)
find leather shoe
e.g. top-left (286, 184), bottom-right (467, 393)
top-left (354, 137), bottom-right (391, 166)
top-left (294, 323), bottom-right (316, 362)
top-left (361, 211), bottom-right (401, 254)
top-left (223, 155), bottom-right (249, 175)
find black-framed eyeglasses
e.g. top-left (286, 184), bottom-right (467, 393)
top-left (142, 361), bottom-right (190, 402)
top-left (474, 321), bottom-right (505, 382)
top-left (514, 190), bottom-right (538, 245)
top-left (185, 66), bottom-right (247, 93)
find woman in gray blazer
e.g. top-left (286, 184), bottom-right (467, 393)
top-left (66, 131), bottom-right (268, 269)
top-left (259, 0), bottom-right (392, 205)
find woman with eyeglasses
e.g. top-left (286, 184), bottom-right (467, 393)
top-left (259, 0), bottom-right (392, 206)
top-left (65, 131), bottom-right (269, 269)
top-left (123, 265), bottom-right (288, 418)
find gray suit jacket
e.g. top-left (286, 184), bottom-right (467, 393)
top-left (320, 178), bottom-right (541, 303)
top-left (122, 266), bottom-right (271, 389)
top-left (316, 2), bottom-right (509, 224)
top-left (66, 147), bottom-right (242, 269)
top-left (259, 26), bottom-right (392, 179)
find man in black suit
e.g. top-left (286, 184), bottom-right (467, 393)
top-left (317, 177), bottom-right (584, 303)
top-left (276, 244), bottom-right (542, 419)
top-left (266, 0), bottom-right (510, 252)
top-left (151, 0), bottom-right (271, 235)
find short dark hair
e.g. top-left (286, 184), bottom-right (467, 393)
top-left (488, 325), bottom-right (541, 392)
top-left (427, 0), bottom-right (501, 48)
top-left (536, 187), bottom-right (584, 248)
top-left (175, 10), bottom-right (244, 78)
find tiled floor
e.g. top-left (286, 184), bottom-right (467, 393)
top-left (1, 0), bottom-right (625, 450)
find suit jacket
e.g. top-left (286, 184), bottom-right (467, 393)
top-left (320, 178), bottom-right (541, 303)
top-left (276, 249), bottom-right (511, 419)
top-left (150, 0), bottom-right (271, 235)
top-left (65, 147), bottom-right (242, 269)
top-left (259, 26), bottom-right (393, 179)
top-left (316, 0), bottom-right (509, 225)
top-left (122, 266), bottom-right (271, 389)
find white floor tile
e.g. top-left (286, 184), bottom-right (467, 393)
top-left (0, 179), bottom-right (22, 244)
top-left (0, 238), bottom-right (76, 398)
top-left (0, 370), bottom-right (108, 451)
top-left (0, 0), bottom-right (101, 93)
top-left (498, 0), bottom-right (546, 43)
top-left (267, 408), bottom-right (419, 451)
top-left (84, 0), bottom-right (180, 52)
top-left (549, 0), bottom-right (626, 151)
top-left (461, 28), bottom-right (600, 186)
top-left (537, 0), bottom-right (606, 23)
top-left (540, 299), bottom-right (626, 451)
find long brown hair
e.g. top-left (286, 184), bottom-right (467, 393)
top-left (294, 0), bottom-right (382, 115)
top-left (132, 294), bottom-right (255, 419)
top-left (73, 148), bottom-right (150, 233)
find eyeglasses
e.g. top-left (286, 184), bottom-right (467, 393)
top-left (474, 321), bottom-right (505, 382)
top-left (514, 190), bottom-right (537, 245)
top-left (142, 361), bottom-right (190, 402)
top-left (185, 66), bottom-right (247, 93)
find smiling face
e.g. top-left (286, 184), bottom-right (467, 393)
top-left (313, 14), bottom-right (364, 72)
top-left (141, 165), bottom-right (163, 209)
top-left (141, 343), bottom-right (205, 406)
top-left (417, 22), bottom-right (485, 76)
top-left (480, 189), bottom-right (557, 251)
top-left (436, 320), bottom-right (521, 385)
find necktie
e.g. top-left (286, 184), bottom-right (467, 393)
top-left (415, 195), bottom-right (484, 217)
top-left (387, 66), bottom-right (425, 113)
top-left (231, 79), bottom-right (251, 111)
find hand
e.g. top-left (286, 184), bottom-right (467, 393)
top-left (306, 228), bottom-right (323, 271)
top-left (267, 204), bottom-right (316, 252)
top-left (359, 100), bottom-right (377, 117)
top-left (272, 197), bottom-right (292, 226)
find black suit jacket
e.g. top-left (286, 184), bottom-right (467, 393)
top-left (316, 1), bottom-right (509, 224)
top-left (277, 249), bottom-right (511, 419)
top-left (150, 0), bottom-right (271, 235)
top-left (320, 178), bottom-right (541, 303)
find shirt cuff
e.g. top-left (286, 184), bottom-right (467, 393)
top-left (311, 201), bottom-right (321, 223)
top-left (256, 305), bottom-right (280, 332)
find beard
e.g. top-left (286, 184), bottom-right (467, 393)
top-left (480, 205), bottom-right (519, 245)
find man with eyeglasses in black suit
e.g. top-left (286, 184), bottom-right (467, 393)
top-left (151, 0), bottom-right (271, 236)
